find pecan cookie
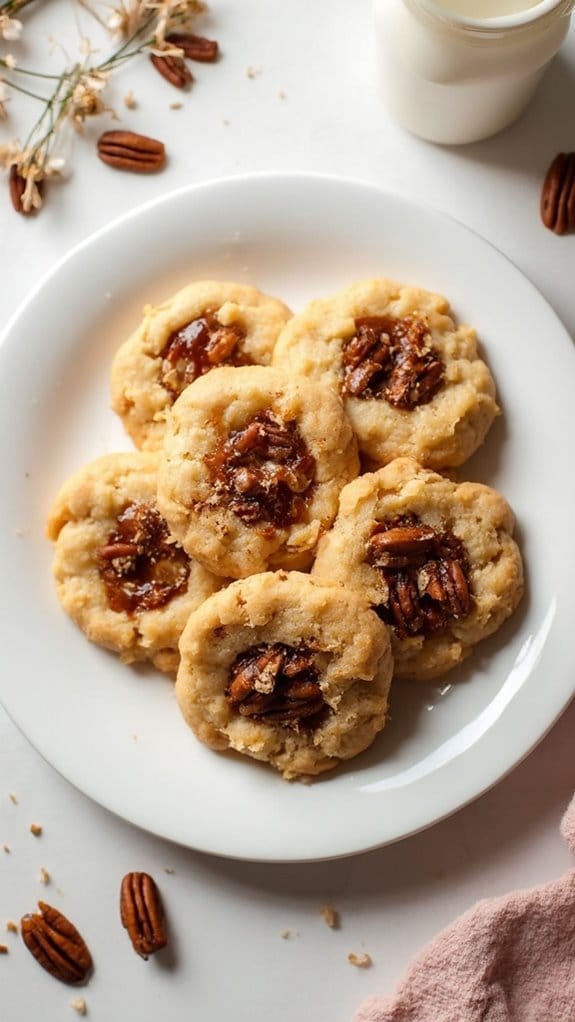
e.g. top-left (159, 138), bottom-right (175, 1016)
top-left (157, 365), bottom-right (359, 578)
top-left (111, 280), bottom-right (292, 449)
top-left (273, 278), bottom-right (498, 469)
top-left (46, 452), bottom-right (222, 674)
top-left (312, 457), bottom-right (524, 681)
top-left (176, 571), bottom-right (393, 780)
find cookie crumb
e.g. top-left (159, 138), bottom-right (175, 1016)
top-left (9, 793), bottom-right (18, 805)
top-left (278, 89), bottom-right (286, 100)
top-left (0, 945), bottom-right (8, 954)
top-left (222, 118), bottom-right (230, 125)
top-left (163, 867), bottom-right (175, 874)
top-left (39, 866), bottom-right (51, 885)
top-left (246, 65), bottom-right (262, 79)
top-left (30, 823), bottom-right (43, 837)
top-left (2, 844), bottom-right (10, 854)
top-left (169, 102), bottom-right (183, 110)
top-left (71, 998), bottom-right (87, 1015)
top-left (320, 904), bottom-right (340, 929)
top-left (348, 951), bottom-right (372, 969)
top-left (124, 90), bottom-right (137, 109)
top-left (6, 921), bottom-right (18, 934)
top-left (280, 929), bottom-right (291, 939)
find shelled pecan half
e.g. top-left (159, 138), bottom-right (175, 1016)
top-left (97, 131), bottom-right (166, 173)
top-left (120, 872), bottom-right (167, 960)
top-left (540, 152), bottom-right (575, 235)
top-left (226, 642), bottom-right (326, 729)
top-left (9, 166), bottom-right (43, 216)
top-left (150, 53), bottom-right (194, 88)
top-left (20, 902), bottom-right (93, 984)
top-left (368, 515), bottom-right (471, 639)
top-left (166, 32), bottom-right (219, 62)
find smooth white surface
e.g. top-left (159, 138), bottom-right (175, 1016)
top-left (1, 1), bottom-right (574, 1018)
top-left (1, 172), bottom-right (575, 864)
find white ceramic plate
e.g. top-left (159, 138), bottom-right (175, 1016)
top-left (1, 173), bottom-right (574, 862)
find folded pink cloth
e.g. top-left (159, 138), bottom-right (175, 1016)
top-left (354, 795), bottom-right (575, 1022)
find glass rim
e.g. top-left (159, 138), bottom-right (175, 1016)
top-left (414, 0), bottom-right (573, 33)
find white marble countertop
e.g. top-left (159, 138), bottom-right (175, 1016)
top-left (1, 2), bottom-right (574, 1019)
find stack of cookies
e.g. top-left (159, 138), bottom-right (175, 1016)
top-left (47, 278), bottom-right (524, 780)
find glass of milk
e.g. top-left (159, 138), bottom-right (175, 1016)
top-left (373, 0), bottom-right (574, 144)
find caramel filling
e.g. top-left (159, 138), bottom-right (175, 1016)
top-left (97, 501), bottom-right (190, 614)
top-left (342, 315), bottom-right (444, 409)
top-left (205, 411), bottom-right (316, 527)
top-left (367, 514), bottom-right (471, 638)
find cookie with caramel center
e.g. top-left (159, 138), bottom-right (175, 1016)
top-left (273, 278), bottom-right (498, 470)
top-left (176, 571), bottom-right (393, 780)
top-left (312, 457), bottom-right (524, 681)
top-left (112, 280), bottom-right (292, 450)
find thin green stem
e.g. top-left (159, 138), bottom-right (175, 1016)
top-left (0, 62), bottom-right (63, 81)
top-left (1, 75), bottom-right (46, 101)
top-left (0, 0), bottom-right (38, 17)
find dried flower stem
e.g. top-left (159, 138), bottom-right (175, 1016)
top-left (0, 0), bottom-right (210, 212)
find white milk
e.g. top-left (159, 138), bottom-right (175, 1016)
top-left (433, 0), bottom-right (541, 16)
top-left (373, 0), bottom-right (572, 144)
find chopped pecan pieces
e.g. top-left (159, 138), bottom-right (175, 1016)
top-left (205, 411), bottom-right (316, 527)
top-left (120, 873), bottom-right (167, 960)
top-left (160, 309), bottom-right (248, 398)
top-left (96, 501), bottom-right (189, 614)
top-left (368, 515), bottom-right (471, 638)
top-left (20, 902), bottom-right (93, 984)
top-left (540, 152), bottom-right (575, 235)
top-left (226, 642), bottom-right (326, 729)
top-left (342, 315), bottom-right (444, 409)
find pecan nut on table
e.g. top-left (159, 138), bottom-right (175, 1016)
top-left (120, 872), bottom-right (168, 960)
top-left (96, 131), bottom-right (166, 173)
top-left (20, 902), bottom-right (93, 984)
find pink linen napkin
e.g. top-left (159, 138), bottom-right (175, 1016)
top-left (354, 796), bottom-right (575, 1022)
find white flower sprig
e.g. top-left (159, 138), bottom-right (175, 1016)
top-left (0, 0), bottom-right (210, 213)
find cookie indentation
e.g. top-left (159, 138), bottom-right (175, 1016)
top-left (97, 500), bottom-right (190, 614)
top-left (160, 309), bottom-right (249, 398)
top-left (226, 642), bottom-right (326, 730)
top-left (367, 515), bottom-right (470, 639)
top-left (342, 316), bottom-right (444, 408)
top-left (205, 410), bottom-right (316, 527)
